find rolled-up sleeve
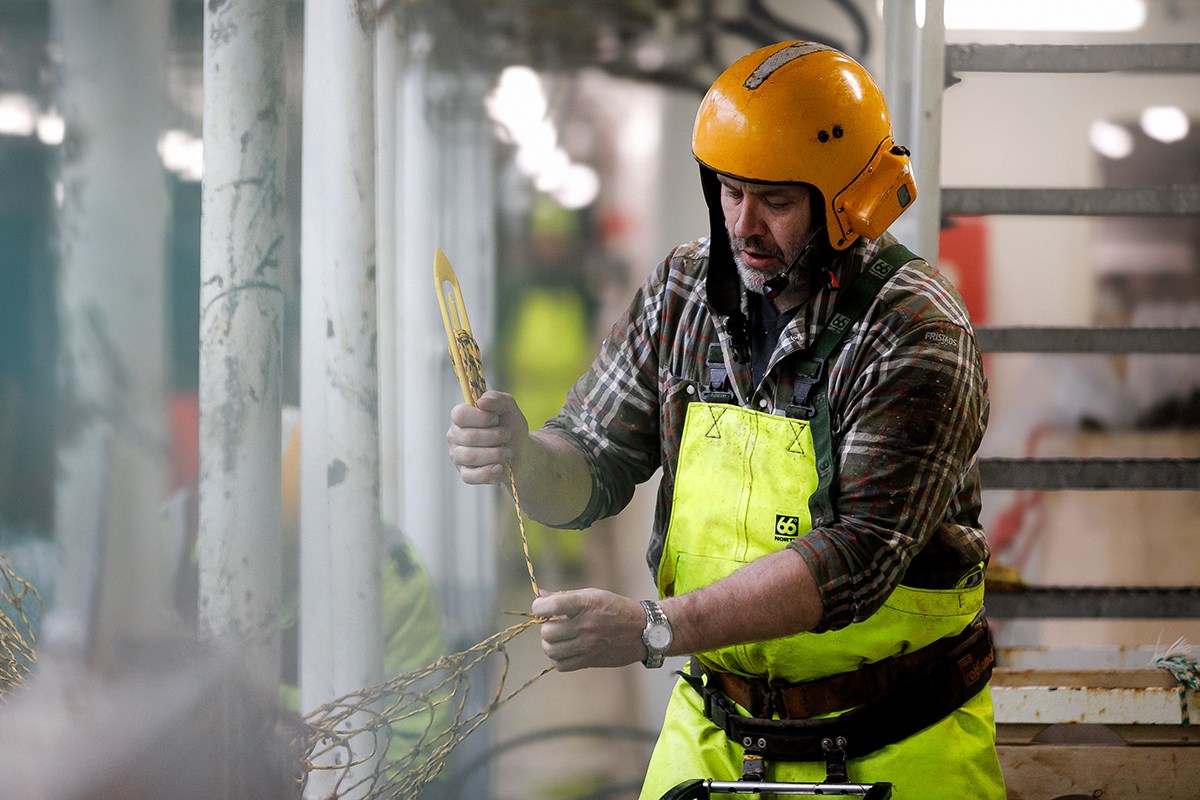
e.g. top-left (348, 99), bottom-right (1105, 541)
top-left (542, 259), bottom-right (674, 528)
top-left (789, 304), bottom-right (990, 631)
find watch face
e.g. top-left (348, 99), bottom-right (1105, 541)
top-left (646, 623), bottom-right (672, 650)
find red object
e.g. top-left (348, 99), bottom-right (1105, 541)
top-left (939, 217), bottom-right (989, 324)
top-left (169, 391), bottom-right (199, 492)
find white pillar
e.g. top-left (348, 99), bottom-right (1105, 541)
top-left (395, 32), bottom-right (499, 651)
top-left (376, 5), bottom-right (400, 528)
top-left (396, 30), bottom-right (442, 619)
top-left (913, 0), bottom-right (947, 262)
top-left (392, 31), bottom-right (498, 796)
top-left (883, 0), bottom-right (921, 250)
top-left (48, 0), bottom-right (171, 667)
top-left (885, 0), bottom-right (946, 260)
top-left (198, 0), bottom-right (287, 684)
top-left (301, 1), bottom-right (383, 793)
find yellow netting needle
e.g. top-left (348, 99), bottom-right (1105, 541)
top-left (434, 249), bottom-right (540, 600)
top-left (434, 248), bottom-right (486, 405)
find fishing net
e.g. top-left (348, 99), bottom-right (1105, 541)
top-left (297, 314), bottom-right (551, 797)
top-left (0, 254), bottom-right (553, 796)
top-left (0, 552), bottom-right (42, 697)
top-left (300, 615), bottom-right (548, 798)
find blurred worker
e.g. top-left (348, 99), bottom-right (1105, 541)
top-left (446, 41), bottom-right (1003, 799)
top-left (280, 417), bottom-right (453, 797)
top-left (171, 407), bottom-right (449, 751)
top-left (278, 417), bottom-right (447, 707)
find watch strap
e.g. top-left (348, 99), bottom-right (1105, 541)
top-left (641, 599), bottom-right (671, 668)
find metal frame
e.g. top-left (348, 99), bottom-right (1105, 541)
top-left (945, 43), bottom-right (1200, 74)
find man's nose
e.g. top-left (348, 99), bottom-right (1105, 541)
top-left (730, 198), bottom-right (765, 239)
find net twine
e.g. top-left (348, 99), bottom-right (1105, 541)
top-left (0, 552), bottom-right (42, 697)
top-left (297, 325), bottom-right (549, 797)
top-left (0, 298), bottom-right (549, 796)
top-left (1153, 636), bottom-right (1200, 726)
top-left (0, 325), bottom-right (541, 796)
top-left (454, 327), bottom-right (539, 599)
top-left (300, 617), bottom-right (550, 797)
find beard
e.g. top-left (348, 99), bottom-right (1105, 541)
top-left (729, 234), bottom-right (803, 296)
top-left (732, 251), bottom-right (772, 295)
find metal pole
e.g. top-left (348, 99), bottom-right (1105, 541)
top-left (301, 1), bottom-right (384, 794)
top-left (397, 27), bottom-right (442, 612)
top-left (395, 27), bottom-right (499, 649)
top-left (392, 31), bottom-right (499, 794)
top-left (438, 67), bottom-right (500, 646)
top-left (913, 0), bottom-right (946, 262)
top-left (48, 0), bottom-right (171, 668)
top-left (377, 3), bottom-right (400, 528)
top-left (198, 0), bottom-right (286, 685)
top-left (883, 0), bottom-right (920, 250)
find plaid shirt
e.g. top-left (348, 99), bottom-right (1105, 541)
top-left (543, 233), bottom-right (990, 632)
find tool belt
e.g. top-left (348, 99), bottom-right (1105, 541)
top-left (680, 619), bottom-right (995, 765)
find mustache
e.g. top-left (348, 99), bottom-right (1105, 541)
top-left (729, 235), bottom-right (784, 261)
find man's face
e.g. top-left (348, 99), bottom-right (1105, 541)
top-left (717, 175), bottom-right (817, 300)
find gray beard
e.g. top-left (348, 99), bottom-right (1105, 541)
top-left (730, 241), bottom-right (817, 308)
top-left (733, 254), bottom-right (773, 295)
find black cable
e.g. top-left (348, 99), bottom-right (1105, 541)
top-left (746, 0), bottom-right (848, 53)
top-left (827, 0), bottom-right (873, 59)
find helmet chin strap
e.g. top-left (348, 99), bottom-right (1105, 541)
top-left (762, 227), bottom-right (822, 301)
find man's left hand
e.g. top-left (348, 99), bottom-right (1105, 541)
top-left (532, 588), bottom-right (647, 671)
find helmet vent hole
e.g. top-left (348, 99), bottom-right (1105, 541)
top-left (833, 125), bottom-right (844, 139)
top-left (817, 130), bottom-right (830, 143)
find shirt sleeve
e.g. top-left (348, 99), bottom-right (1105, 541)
top-left (540, 256), bottom-right (675, 528)
top-left (788, 303), bottom-right (990, 631)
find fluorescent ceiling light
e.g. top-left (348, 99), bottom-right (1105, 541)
top-left (158, 129), bottom-right (203, 181)
top-left (554, 164), bottom-right (600, 210)
top-left (486, 65), bottom-right (547, 143)
top-left (488, 64), bottom-right (601, 208)
top-left (943, 0), bottom-right (1146, 32)
top-left (1140, 105), bottom-right (1189, 143)
top-left (36, 111), bottom-right (65, 146)
top-left (0, 93), bottom-right (37, 137)
top-left (1089, 119), bottom-right (1133, 159)
top-left (533, 148), bottom-right (571, 192)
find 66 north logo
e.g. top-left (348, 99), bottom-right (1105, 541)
top-left (774, 514), bottom-right (801, 542)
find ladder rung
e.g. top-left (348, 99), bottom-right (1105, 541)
top-left (943, 186), bottom-right (1200, 216)
top-left (977, 326), bottom-right (1200, 354)
top-left (946, 43), bottom-right (1200, 74)
top-left (980, 458), bottom-right (1200, 490)
top-left (986, 586), bottom-right (1200, 619)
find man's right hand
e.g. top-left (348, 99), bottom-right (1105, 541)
top-left (446, 390), bottom-right (529, 485)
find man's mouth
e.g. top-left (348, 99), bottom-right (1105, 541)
top-left (733, 239), bottom-right (783, 270)
top-left (739, 248), bottom-right (782, 271)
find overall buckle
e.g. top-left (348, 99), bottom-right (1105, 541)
top-left (786, 356), bottom-right (825, 419)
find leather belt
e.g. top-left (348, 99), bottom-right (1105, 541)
top-left (699, 620), bottom-right (985, 720)
top-left (680, 619), bottom-right (995, 764)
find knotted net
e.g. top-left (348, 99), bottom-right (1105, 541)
top-left (298, 322), bottom-right (549, 797)
top-left (0, 552), bottom-right (41, 697)
top-left (0, 264), bottom-right (551, 797)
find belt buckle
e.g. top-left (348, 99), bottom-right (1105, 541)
top-left (751, 680), bottom-right (777, 719)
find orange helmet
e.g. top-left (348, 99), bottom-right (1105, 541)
top-left (693, 41), bottom-right (916, 250)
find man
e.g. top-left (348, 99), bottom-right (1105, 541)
top-left (447, 41), bottom-right (1004, 799)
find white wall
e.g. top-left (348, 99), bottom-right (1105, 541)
top-left (939, 5), bottom-right (1200, 456)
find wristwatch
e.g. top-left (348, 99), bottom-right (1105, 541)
top-left (640, 599), bottom-right (673, 668)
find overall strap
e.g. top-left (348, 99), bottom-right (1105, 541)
top-left (785, 243), bottom-right (918, 526)
top-left (701, 343), bottom-right (736, 405)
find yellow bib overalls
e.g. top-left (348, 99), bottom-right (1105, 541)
top-left (639, 247), bottom-right (1005, 799)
